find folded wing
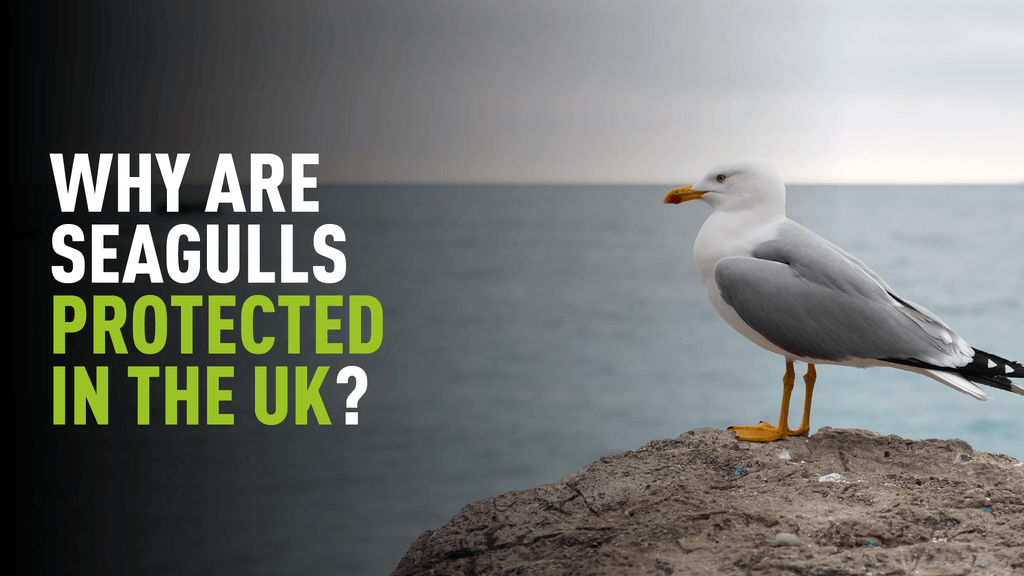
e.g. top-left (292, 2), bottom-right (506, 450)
top-left (713, 221), bottom-right (973, 368)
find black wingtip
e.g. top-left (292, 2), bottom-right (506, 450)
top-left (968, 348), bottom-right (1024, 379)
top-left (882, 348), bottom-right (1023, 393)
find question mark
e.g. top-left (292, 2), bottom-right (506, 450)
top-left (337, 366), bottom-right (368, 425)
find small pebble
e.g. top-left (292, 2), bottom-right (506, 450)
top-left (774, 533), bottom-right (801, 547)
top-left (819, 473), bottom-right (847, 483)
top-left (777, 449), bottom-right (792, 460)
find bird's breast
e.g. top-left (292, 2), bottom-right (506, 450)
top-left (692, 214), bottom-right (781, 299)
top-left (691, 215), bottom-right (799, 360)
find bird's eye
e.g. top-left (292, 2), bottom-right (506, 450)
top-left (716, 174), bottom-right (727, 183)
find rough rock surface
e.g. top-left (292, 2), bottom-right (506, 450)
top-left (392, 427), bottom-right (1024, 575)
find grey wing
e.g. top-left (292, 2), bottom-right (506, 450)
top-left (714, 222), bottom-right (973, 366)
top-left (804, 230), bottom-right (970, 356)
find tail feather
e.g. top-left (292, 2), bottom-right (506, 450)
top-left (882, 348), bottom-right (1024, 397)
top-left (923, 369), bottom-right (992, 401)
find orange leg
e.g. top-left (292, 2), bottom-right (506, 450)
top-left (729, 362), bottom-right (816, 442)
top-left (788, 364), bottom-right (816, 437)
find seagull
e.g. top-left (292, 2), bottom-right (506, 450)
top-left (664, 157), bottom-right (1024, 442)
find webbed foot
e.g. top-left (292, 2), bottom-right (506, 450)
top-left (728, 421), bottom-right (792, 442)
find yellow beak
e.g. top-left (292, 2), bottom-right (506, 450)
top-left (663, 184), bottom-right (705, 204)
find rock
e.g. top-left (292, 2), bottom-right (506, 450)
top-left (391, 427), bottom-right (1024, 576)
top-left (774, 533), bottom-right (801, 546)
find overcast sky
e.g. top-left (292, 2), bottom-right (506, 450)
top-left (19, 0), bottom-right (1024, 183)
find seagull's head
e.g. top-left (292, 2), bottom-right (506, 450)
top-left (664, 157), bottom-right (786, 216)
